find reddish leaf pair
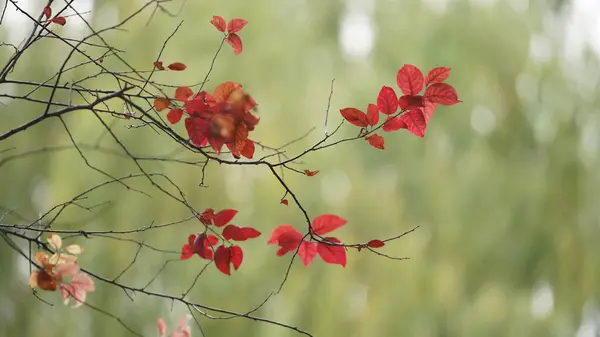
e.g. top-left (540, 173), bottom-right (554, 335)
top-left (43, 6), bottom-right (66, 25)
top-left (210, 16), bottom-right (248, 55)
top-left (268, 214), bottom-right (348, 267)
top-left (153, 61), bottom-right (187, 71)
top-left (180, 208), bottom-right (261, 276)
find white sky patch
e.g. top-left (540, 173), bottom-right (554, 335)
top-left (339, 0), bottom-right (376, 61)
top-left (531, 282), bottom-right (554, 319)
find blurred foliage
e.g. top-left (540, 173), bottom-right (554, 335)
top-left (1, 0), bottom-right (600, 336)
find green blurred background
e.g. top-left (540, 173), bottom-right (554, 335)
top-left (2, 0), bottom-right (600, 336)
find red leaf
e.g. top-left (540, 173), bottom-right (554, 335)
top-left (210, 15), bottom-right (226, 32)
top-left (193, 233), bottom-right (216, 260)
top-left (180, 244), bottom-right (194, 260)
top-left (382, 116), bottom-right (406, 132)
top-left (424, 83), bottom-right (460, 106)
top-left (214, 245), bottom-right (231, 275)
top-left (175, 86), bottom-right (194, 101)
top-left (153, 98), bottom-right (170, 112)
top-left (365, 134), bottom-right (384, 150)
top-left (222, 225), bottom-right (261, 241)
top-left (398, 95), bottom-right (424, 111)
top-left (199, 208), bottom-right (214, 225)
top-left (275, 230), bottom-right (303, 256)
top-left (167, 109), bottom-right (184, 124)
top-left (396, 64), bottom-right (424, 95)
top-left (51, 16), bottom-right (66, 26)
top-left (213, 209), bottom-right (237, 227)
top-left (230, 246), bottom-right (243, 270)
top-left (304, 169), bottom-right (319, 177)
top-left (167, 62), bottom-right (187, 71)
top-left (225, 33), bottom-right (243, 55)
top-left (311, 214), bottom-right (347, 236)
top-left (298, 241), bottom-right (318, 267)
top-left (281, 199), bottom-right (289, 206)
top-left (422, 100), bottom-right (437, 123)
top-left (366, 104), bottom-right (379, 126)
top-left (227, 18), bottom-right (248, 34)
top-left (43, 6), bottom-right (52, 20)
top-left (400, 109), bottom-right (427, 137)
top-left (424, 66), bottom-right (451, 87)
top-left (340, 108), bottom-right (368, 127)
top-left (367, 239), bottom-right (385, 248)
top-left (240, 139), bottom-right (254, 159)
top-left (317, 238), bottom-right (346, 267)
top-left (153, 61), bottom-right (164, 70)
top-left (268, 225), bottom-right (300, 244)
top-left (377, 86), bottom-right (399, 115)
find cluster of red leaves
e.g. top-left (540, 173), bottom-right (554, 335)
top-left (340, 64), bottom-right (461, 149)
top-left (154, 81), bottom-right (259, 159)
top-left (180, 208), bottom-right (261, 275)
top-left (43, 6), bottom-right (66, 26)
top-left (153, 61), bottom-right (187, 71)
top-left (268, 214), bottom-right (350, 267)
top-left (210, 16), bottom-right (248, 55)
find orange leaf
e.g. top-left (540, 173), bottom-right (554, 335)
top-left (175, 86), bottom-right (193, 101)
top-left (225, 33), bottom-right (243, 55)
top-left (304, 169), bottom-right (319, 177)
top-left (153, 97), bottom-right (170, 112)
top-left (153, 61), bottom-right (164, 70)
top-left (210, 15), bottom-right (226, 32)
top-left (167, 62), bottom-right (187, 71)
top-left (227, 18), bottom-right (248, 34)
top-left (365, 134), bottom-right (384, 150)
top-left (51, 16), bottom-right (66, 26)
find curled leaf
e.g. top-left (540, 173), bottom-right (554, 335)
top-left (167, 62), bottom-right (187, 71)
top-left (367, 239), bottom-right (385, 248)
top-left (210, 15), bottom-right (226, 32)
top-left (365, 134), bottom-right (384, 150)
top-left (153, 97), bottom-right (170, 112)
top-left (225, 33), bottom-right (243, 55)
top-left (153, 61), bottom-right (164, 70)
top-left (51, 16), bottom-right (66, 26)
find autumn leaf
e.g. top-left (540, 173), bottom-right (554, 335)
top-left (424, 83), bottom-right (460, 106)
top-left (199, 208), bottom-right (215, 225)
top-left (167, 62), bottom-right (187, 71)
top-left (214, 245), bottom-right (231, 275)
top-left (268, 225), bottom-right (298, 244)
top-left (367, 239), bottom-right (385, 248)
top-left (230, 246), bottom-right (243, 270)
top-left (59, 272), bottom-right (95, 307)
top-left (240, 139), bottom-right (255, 159)
top-left (377, 86), bottom-right (399, 115)
top-left (175, 86), bottom-right (194, 101)
top-left (382, 115), bottom-right (406, 132)
top-left (422, 100), bottom-right (437, 123)
top-left (153, 97), bottom-right (170, 111)
top-left (157, 318), bottom-right (167, 337)
top-left (298, 241), bottom-right (318, 267)
top-left (48, 233), bottom-right (62, 250)
top-left (424, 66), bottom-right (451, 87)
top-left (43, 6), bottom-right (52, 20)
top-left (51, 16), bottom-right (66, 26)
top-left (281, 199), bottom-right (289, 206)
top-left (225, 33), bottom-right (243, 55)
top-left (212, 209), bottom-right (238, 227)
top-left (310, 214), bottom-right (347, 236)
top-left (398, 95), bottom-right (424, 111)
top-left (167, 109), bottom-right (184, 124)
top-left (340, 108), bottom-right (368, 127)
top-left (365, 134), bottom-right (384, 150)
top-left (222, 224), bottom-right (261, 241)
top-left (227, 18), bottom-right (248, 34)
top-left (396, 64), bottom-right (424, 96)
top-left (366, 104), bottom-right (379, 126)
top-left (399, 109), bottom-right (427, 137)
top-left (317, 238), bottom-right (347, 267)
top-left (153, 61), bottom-right (164, 70)
top-left (304, 169), bottom-right (319, 177)
top-left (210, 15), bottom-right (226, 32)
